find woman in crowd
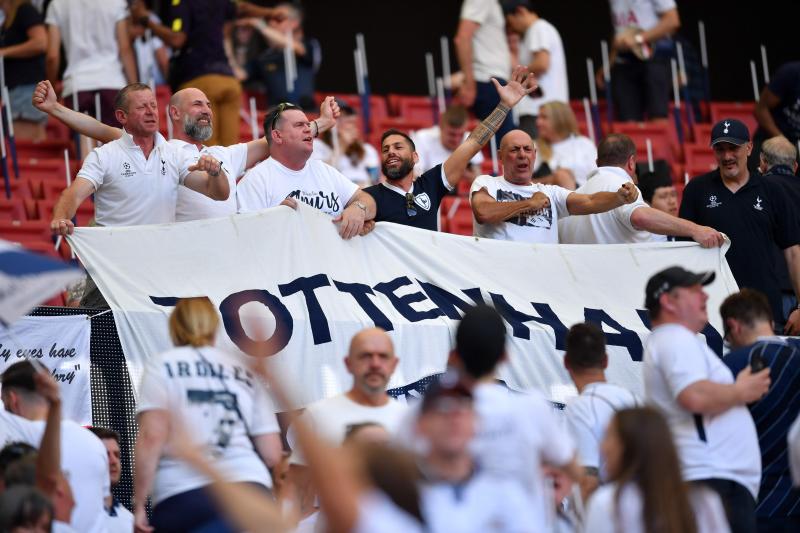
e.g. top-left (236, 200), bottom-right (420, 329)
top-left (533, 100), bottom-right (597, 189)
top-left (312, 101), bottom-right (379, 187)
top-left (585, 407), bottom-right (730, 533)
top-left (133, 297), bottom-right (283, 532)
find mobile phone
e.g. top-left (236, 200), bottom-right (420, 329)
top-left (750, 352), bottom-right (768, 373)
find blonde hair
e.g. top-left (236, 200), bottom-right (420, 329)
top-left (537, 101), bottom-right (580, 162)
top-left (168, 297), bottom-right (219, 347)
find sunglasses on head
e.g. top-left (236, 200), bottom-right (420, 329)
top-left (268, 102), bottom-right (301, 131)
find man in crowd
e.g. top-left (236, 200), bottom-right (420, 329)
top-left (411, 104), bottom-right (483, 185)
top-left (502, 0), bottom-right (568, 139)
top-left (31, 79), bottom-right (340, 221)
top-left (563, 322), bottom-right (639, 500)
top-left (720, 289), bottom-right (800, 532)
top-left (286, 328), bottom-right (408, 522)
top-left (366, 66), bottom-right (535, 231)
top-left (88, 427), bottom-right (133, 531)
top-left (470, 129), bottom-right (639, 244)
top-left (558, 133), bottom-right (724, 246)
top-left (643, 266), bottom-right (770, 533)
top-left (638, 167), bottom-right (679, 217)
top-left (679, 119), bottom-right (800, 334)
top-left (45, 0), bottom-right (137, 127)
top-left (2, 361), bottom-right (110, 533)
top-left (236, 102), bottom-right (377, 239)
top-left (753, 61), bottom-right (800, 167)
top-left (454, 0), bottom-right (514, 142)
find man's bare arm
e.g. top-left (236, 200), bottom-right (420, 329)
top-left (45, 24), bottom-right (61, 84)
top-left (116, 19), bottom-right (138, 83)
top-left (629, 206), bottom-right (724, 247)
top-left (183, 155), bottom-right (230, 201)
top-left (565, 183), bottom-right (638, 215)
top-left (32, 80), bottom-right (122, 143)
top-left (471, 188), bottom-right (549, 225)
top-left (51, 178), bottom-right (96, 236)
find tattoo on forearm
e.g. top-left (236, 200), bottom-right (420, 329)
top-left (468, 103), bottom-right (510, 146)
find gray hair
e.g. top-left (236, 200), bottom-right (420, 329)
top-left (760, 136), bottom-right (797, 169)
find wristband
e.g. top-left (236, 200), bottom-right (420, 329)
top-left (312, 120), bottom-right (319, 138)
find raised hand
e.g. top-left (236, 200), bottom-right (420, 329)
top-left (32, 80), bottom-right (58, 113)
top-left (492, 65), bottom-right (538, 109)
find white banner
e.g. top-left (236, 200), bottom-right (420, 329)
top-left (68, 204), bottom-right (738, 407)
top-left (0, 315), bottom-right (92, 424)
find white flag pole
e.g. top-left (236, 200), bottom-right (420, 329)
top-left (440, 36), bottom-right (452, 91)
top-left (249, 97), bottom-right (258, 141)
top-left (646, 138), bottom-right (654, 172)
top-left (760, 45), bottom-right (770, 84)
top-left (750, 60), bottom-right (760, 102)
top-left (582, 97), bottom-right (596, 145)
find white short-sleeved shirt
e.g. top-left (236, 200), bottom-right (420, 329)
top-left (237, 157), bottom-right (359, 217)
top-left (517, 18), bottom-right (569, 117)
top-left (421, 468), bottom-right (539, 533)
top-left (585, 482), bottom-right (731, 533)
top-left (609, 0), bottom-right (677, 33)
top-left (459, 0), bottom-right (511, 81)
top-left (534, 135), bottom-right (598, 188)
top-left (558, 166), bottom-right (663, 244)
top-left (310, 139), bottom-right (379, 185)
top-left (565, 382), bottom-right (640, 475)
top-left (355, 491), bottom-right (423, 533)
top-left (45, 0), bottom-right (129, 95)
top-left (77, 131), bottom-right (198, 226)
top-left (136, 346), bottom-right (280, 504)
top-left (0, 408), bottom-right (40, 448)
top-left (288, 393), bottom-right (409, 465)
top-left (644, 323), bottom-right (761, 497)
top-left (106, 501), bottom-right (134, 533)
top-left (411, 126), bottom-right (484, 176)
top-left (470, 174), bottom-right (572, 243)
top-left (134, 22), bottom-right (167, 87)
top-left (171, 139), bottom-right (246, 221)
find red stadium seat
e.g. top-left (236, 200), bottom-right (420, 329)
top-left (0, 198), bottom-right (26, 221)
top-left (15, 139), bottom-right (73, 160)
top-left (36, 198), bottom-right (94, 227)
top-left (448, 205), bottom-right (474, 236)
top-left (684, 143), bottom-right (717, 177)
top-left (375, 117), bottom-right (432, 134)
top-left (395, 96), bottom-right (437, 124)
top-left (611, 122), bottom-right (677, 164)
top-left (0, 220), bottom-right (51, 242)
top-left (692, 123), bottom-right (713, 145)
top-left (709, 102), bottom-right (758, 137)
top-left (317, 93), bottom-right (389, 129)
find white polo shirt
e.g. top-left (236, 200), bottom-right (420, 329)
top-left (77, 131), bottom-right (198, 227)
top-left (644, 323), bottom-right (761, 498)
top-left (45, 0), bottom-right (129, 96)
top-left (470, 174), bottom-right (572, 243)
top-left (558, 166), bottom-right (661, 244)
top-left (517, 18), bottom-right (569, 117)
top-left (171, 139), bottom-right (246, 221)
top-left (565, 382), bottom-right (639, 476)
top-left (460, 0), bottom-right (511, 81)
top-left (411, 126), bottom-right (484, 176)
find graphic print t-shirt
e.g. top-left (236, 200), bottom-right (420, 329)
top-left (137, 346), bottom-right (280, 504)
top-left (470, 174), bottom-right (571, 243)
top-left (236, 157), bottom-right (359, 216)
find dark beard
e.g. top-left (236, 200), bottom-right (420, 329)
top-left (381, 158), bottom-right (414, 180)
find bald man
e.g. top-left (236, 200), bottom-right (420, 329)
top-left (470, 129), bottom-right (639, 243)
top-left (31, 80), bottom-right (339, 221)
top-left (285, 328), bottom-right (409, 521)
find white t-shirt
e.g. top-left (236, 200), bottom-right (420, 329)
top-left (470, 174), bottom-right (572, 243)
top-left (421, 468), bottom-right (538, 533)
top-left (609, 0), bottom-right (677, 33)
top-left (558, 166), bottom-right (662, 244)
top-left (459, 0), bottom-right (511, 81)
top-left (288, 393), bottom-right (409, 465)
top-left (411, 126), bottom-right (484, 176)
top-left (355, 491), bottom-right (423, 533)
top-left (134, 26), bottom-right (166, 88)
top-left (45, 0), bottom-right (129, 95)
top-left (105, 501), bottom-right (134, 533)
top-left (77, 131), bottom-right (197, 227)
top-left (25, 420), bottom-right (111, 533)
top-left (644, 323), bottom-right (761, 498)
top-left (310, 139), bottom-right (379, 185)
top-left (136, 346), bottom-right (280, 504)
top-left (585, 482), bottom-right (731, 533)
top-left (517, 18), bottom-right (569, 117)
top-left (0, 408), bottom-right (40, 448)
top-left (237, 157), bottom-right (359, 217)
top-left (534, 135), bottom-right (597, 188)
top-left (171, 139), bottom-right (246, 221)
top-left (565, 382), bottom-right (640, 476)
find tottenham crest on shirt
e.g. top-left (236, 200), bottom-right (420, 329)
top-left (414, 192), bottom-right (432, 211)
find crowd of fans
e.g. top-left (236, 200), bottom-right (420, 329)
top-left (1, 0), bottom-right (800, 532)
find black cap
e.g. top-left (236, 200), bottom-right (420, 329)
top-left (645, 266), bottom-right (715, 310)
top-left (419, 372), bottom-right (472, 414)
top-left (500, 0), bottom-right (532, 15)
top-left (710, 118), bottom-right (750, 147)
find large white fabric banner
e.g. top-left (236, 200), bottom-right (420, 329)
top-left (0, 315), bottom-right (92, 424)
top-left (68, 204), bottom-right (738, 407)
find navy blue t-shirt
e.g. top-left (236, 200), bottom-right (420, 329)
top-left (364, 165), bottom-right (452, 231)
top-left (766, 62), bottom-right (800, 143)
top-left (724, 338), bottom-right (800, 518)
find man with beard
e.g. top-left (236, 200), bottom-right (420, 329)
top-left (31, 80), bottom-right (340, 221)
top-left (679, 119), bottom-right (800, 334)
top-left (364, 65), bottom-right (537, 231)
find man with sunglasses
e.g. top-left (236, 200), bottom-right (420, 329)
top-left (364, 65), bottom-right (536, 232)
top-left (238, 102), bottom-right (377, 239)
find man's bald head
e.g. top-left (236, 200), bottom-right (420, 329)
top-left (169, 87), bottom-right (213, 142)
top-left (499, 129), bottom-right (534, 153)
top-left (499, 129), bottom-right (536, 185)
top-left (345, 328), bottom-right (398, 396)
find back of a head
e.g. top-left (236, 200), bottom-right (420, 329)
top-left (597, 134), bottom-right (636, 167)
top-left (113, 83), bottom-right (152, 112)
top-left (0, 443), bottom-right (36, 481)
top-left (719, 288), bottom-right (773, 328)
top-left (87, 426), bottom-right (120, 444)
top-left (760, 136), bottom-right (798, 169)
top-left (168, 297), bottom-right (219, 348)
top-left (3, 454), bottom-right (37, 488)
top-left (564, 322), bottom-right (606, 371)
top-left (0, 485), bottom-right (53, 532)
top-left (454, 305), bottom-right (506, 378)
top-left (0, 361), bottom-right (39, 407)
top-left (440, 105), bottom-right (468, 128)
top-left (500, 0), bottom-right (532, 16)
top-left (637, 168), bottom-right (673, 204)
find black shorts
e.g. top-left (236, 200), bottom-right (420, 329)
top-left (611, 55), bottom-right (671, 121)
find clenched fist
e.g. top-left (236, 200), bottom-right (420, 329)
top-left (616, 182), bottom-right (639, 204)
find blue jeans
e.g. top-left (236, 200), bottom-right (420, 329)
top-left (473, 79), bottom-right (516, 145)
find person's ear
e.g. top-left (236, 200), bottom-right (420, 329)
top-left (115, 109), bottom-right (127, 125)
